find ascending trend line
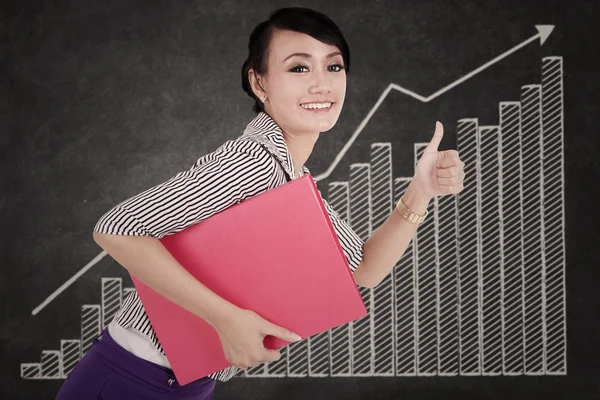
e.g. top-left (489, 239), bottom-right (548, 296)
top-left (31, 25), bottom-right (554, 316)
top-left (313, 25), bottom-right (553, 182)
top-left (31, 251), bottom-right (108, 316)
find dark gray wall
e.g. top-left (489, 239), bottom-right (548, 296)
top-left (1, 0), bottom-right (599, 399)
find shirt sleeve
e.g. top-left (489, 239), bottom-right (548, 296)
top-left (93, 140), bottom-right (278, 238)
top-left (309, 176), bottom-right (365, 273)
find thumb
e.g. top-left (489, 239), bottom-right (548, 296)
top-left (262, 321), bottom-right (302, 343)
top-left (425, 121), bottom-right (444, 152)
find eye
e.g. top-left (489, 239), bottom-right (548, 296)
top-left (288, 64), bottom-right (346, 73)
top-left (289, 65), bottom-right (309, 73)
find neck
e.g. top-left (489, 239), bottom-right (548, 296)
top-left (282, 130), bottom-right (319, 176)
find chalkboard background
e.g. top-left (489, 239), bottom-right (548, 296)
top-left (1, 0), bottom-right (599, 399)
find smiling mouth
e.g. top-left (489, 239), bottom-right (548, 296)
top-left (300, 102), bottom-right (334, 110)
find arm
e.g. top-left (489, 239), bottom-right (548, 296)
top-left (315, 175), bottom-right (427, 289)
top-left (354, 121), bottom-right (465, 288)
top-left (352, 181), bottom-right (431, 288)
top-left (93, 142), bottom-right (278, 328)
top-left (93, 233), bottom-right (237, 328)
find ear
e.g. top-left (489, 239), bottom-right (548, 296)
top-left (248, 68), bottom-right (266, 99)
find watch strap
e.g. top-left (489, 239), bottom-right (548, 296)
top-left (395, 197), bottom-right (428, 224)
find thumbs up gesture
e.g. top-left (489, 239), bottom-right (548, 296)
top-left (413, 122), bottom-right (465, 198)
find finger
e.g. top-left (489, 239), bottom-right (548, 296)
top-left (436, 152), bottom-right (461, 168)
top-left (441, 149), bottom-right (460, 159)
top-left (262, 321), bottom-right (302, 343)
top-left (438, 176), bottom-right (461, 186)
top-left (438, 182), bottom-right (464, 194)
top-left (261, 348), bottom-right (282, 363)
top-left (425, 121), bottom-right (444, 152)
top-left (438, 170), bottom-right (465, 186)
top-left (437, 159), bottom-right (463, 170)
top-left (437, 165), bottom-right (464, 178)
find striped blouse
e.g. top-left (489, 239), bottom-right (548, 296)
top-left (93, 111), bottom-right (365, 382)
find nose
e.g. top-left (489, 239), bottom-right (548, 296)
top-left (308, 70), bottom-right (332, 94)
top-left (308, 82), bottom-right (332, 94)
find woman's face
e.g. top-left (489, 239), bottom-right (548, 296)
top-left (250, 29), bottom-right (347, 136)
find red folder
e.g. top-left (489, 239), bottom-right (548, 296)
top-left (131, 175), bottom-right (367, 385)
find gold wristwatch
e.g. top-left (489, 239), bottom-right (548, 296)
top-left (395, 197), bottom-right (428, 224)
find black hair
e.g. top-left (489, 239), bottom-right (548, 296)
top-left (241, 7), bottom-right (351, 114)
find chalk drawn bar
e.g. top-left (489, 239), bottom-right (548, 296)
top-left (499, 102), bottom-right (525, 375)
top-left (457, 118), bottom-right (482, 375)
top-left (349, 164), bottom-right (374, 376)
top-left (521, 84), bottom-right (545, 375)
top-left (20, 363), bottom-right (41, 379)
top-left (541, 56), bottom-right (566, 375)
top-left (414, 144), bottom-right (438, 375)
top-left (308, 332), bottom-right (329, 377)
top-left (101, 278), bottom-right (122, 329)
top-left (61, 340), bottom-right (81, 378)
top-left (479, 126), bottom-right (503, 375)
top-left (371, 143), bottom-right (395, 376)
top-left (393, 178), bottom-right (416, 376)
top-left (81, 304), bottom-right (101, 357)
top-left (437, 194), bottom-right (459, 375)
top-left (328, 182), bottom-right (352, 377)
top-left (41, 350), bottom-right (61, 379)
top-left (288, 339), bottom-right (309, 377)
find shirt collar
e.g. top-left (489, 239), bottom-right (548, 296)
top-left (242, 111), bottom-right (305, 180)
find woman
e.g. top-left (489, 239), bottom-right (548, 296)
top-left (56, 6), bottom-right (465, 400)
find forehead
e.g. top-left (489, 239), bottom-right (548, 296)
top-left (268, 29), bottom-right (341, 61)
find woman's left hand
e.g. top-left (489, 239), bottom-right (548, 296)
top-left (412, 121), bottom-right (466, 198)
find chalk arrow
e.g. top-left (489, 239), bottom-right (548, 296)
top-left (32, 26), bottom-right (555, 315)
top-left (313, 25), bottom-right (555, 181)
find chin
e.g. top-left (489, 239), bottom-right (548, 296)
top-left (301, 112), bottom-right (341, 133)
top-left (316, 120), bottom-right (336, 132)
top-left (319, 114), bottom-right (342, 132)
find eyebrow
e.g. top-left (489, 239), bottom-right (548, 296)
top-left (283, 51), bottom-right (342, 63)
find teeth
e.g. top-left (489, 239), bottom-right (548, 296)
top-left (301, 102), bottom-right (332, 109)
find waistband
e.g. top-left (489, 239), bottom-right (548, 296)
top-left (92, 328), bottom-right (216, 394)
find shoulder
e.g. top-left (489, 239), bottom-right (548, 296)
top-left (191, 136), bottom-right (278, 172)
top-left (220, 136), bottom-right (275, 159)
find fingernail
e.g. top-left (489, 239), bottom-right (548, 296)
top-left (292, 334), bottom-right (302, 342)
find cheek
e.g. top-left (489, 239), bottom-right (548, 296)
top-left (273, 80), bottom-right (303, 103)
top-left (334, 76), bottom-right (347, 97)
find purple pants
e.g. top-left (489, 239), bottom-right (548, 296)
top-left (56, 329), bottom-right (216, 399)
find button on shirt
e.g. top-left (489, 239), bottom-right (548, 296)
top-left (93, 111), bottom-right (365, 382)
